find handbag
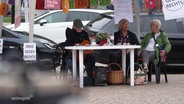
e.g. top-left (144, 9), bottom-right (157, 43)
top-left (94, 66), bottom-right (107, 86)
top-left (152, 32), bottom-right (165, 51)
top-left (84, 66), bottom-right (108, 86)
top-left (126, 63), bottom-right (146, 85)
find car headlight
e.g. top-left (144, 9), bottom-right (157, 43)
top-left (43, 43), bottom-right (55, 50)
top-left (35, 38), bottom-right (56, 50)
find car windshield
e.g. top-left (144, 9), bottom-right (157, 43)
top-left (35, 11), bottom-right (49, 19)
top-left (13, 31), bottom-right (56, 45)
top-left (87, 14), bottom-right (114, 30)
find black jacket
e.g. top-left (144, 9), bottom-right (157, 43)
top-left (65, 27), bottom-right (90, 46)
top-left (114, 30), bottom-right (140, 45)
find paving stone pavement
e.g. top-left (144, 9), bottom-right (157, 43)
top-left (2, 23), bottom-right (183, 104)
top-left (77, 74), bottom-right (184, 104)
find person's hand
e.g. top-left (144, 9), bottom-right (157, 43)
top-left (160, 50), bottom-right (166, 57)
top-left (75, 43), bottom-right (80, 46)
top-left (137, 51), bottom-right (141, 57)
top-left (117, 43), bottom-right (121, 45)
top-left (85, 44), bottom-right (90, 46)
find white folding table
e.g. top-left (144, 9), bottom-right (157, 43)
top-left (65, 45), bottom-right (141, 88)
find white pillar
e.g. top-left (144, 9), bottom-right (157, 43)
top-left (134, 0), bottom-right (141, 42)
top-left (0, 15), bottom-right (3, 38)
top-left (24, 0), bottom-right (29, 22)
top-left (29, 0), bottom-right (36, 43)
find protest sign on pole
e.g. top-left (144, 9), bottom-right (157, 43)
top-left (23, 43), bottom-right (36, 61)
top-left (162, 0), bottom-right (184, 20)
top-left (114, 0), bottom-right (133, 24)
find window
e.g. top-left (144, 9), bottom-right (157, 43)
top-left (35, 12), bottom-right (67, 24)
top-left (67, 11), bottom-right (89, 21)
top-left (88, 13), bottom-right (99, 20)
top-left (89, 14), bottom-right (113, 30)
top-left (2, 30), bottom-right (17, 38)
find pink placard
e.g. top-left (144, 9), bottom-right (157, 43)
top-left (44, 0), bottom-right (61, 10)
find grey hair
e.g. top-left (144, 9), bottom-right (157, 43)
top-left (151, 19), bottom-right (161, 29)
top-left (118, 18), bottom-right (129, 30)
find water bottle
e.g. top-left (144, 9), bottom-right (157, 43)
top-left (107, 36), bottom-right (113, 45)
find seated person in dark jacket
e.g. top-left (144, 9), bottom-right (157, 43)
top-left (109, 18), bottom-right (140, 67)
top-left (64, 19), bottom-right (95, 78)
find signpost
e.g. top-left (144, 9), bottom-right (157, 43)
top-left (23, 43), bottom-right (36, 61)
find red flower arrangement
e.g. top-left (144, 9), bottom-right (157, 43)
top-left (96, 33), bottom-right (108, 46)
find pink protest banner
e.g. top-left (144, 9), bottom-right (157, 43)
top-left (44, 0), bottom-right (61, 10)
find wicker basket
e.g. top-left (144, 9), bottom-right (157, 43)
top-left (107, 63), bottom-right (124, 84)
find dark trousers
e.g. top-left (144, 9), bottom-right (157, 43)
top-left (84, 54), bottom-right (96, 77)
top-left (65, 53), bottom-right (95, 78)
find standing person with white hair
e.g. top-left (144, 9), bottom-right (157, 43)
top-left (137, 19), bottom-right (171, 73)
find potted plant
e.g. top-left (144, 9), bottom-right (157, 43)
top-left (96, 33), bottom-right (108, 46)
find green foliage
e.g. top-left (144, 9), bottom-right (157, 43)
top-left (3, 16), bottom-right (11, 23)
top-left (90, 0), bottom-right (110, 6)
top-left (96, 33), bottom-right (108, 41)
top-left (3, 16), bottom-right (25, 23)
top-left (69, 0), bottom-right (74, 8)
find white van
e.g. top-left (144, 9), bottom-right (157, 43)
top-left (6, 9), bottom-right (113, 43)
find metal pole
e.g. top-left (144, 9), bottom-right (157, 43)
top-left (11, 5), bottom-right (15, 24)
top-left (134, 0), bottom-right (141, 42)
top-left (0, 16), bottom-right (3, 38)
top-left (24, 0), bottom-right (29, 22)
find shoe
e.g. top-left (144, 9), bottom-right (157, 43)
top-left (144, 79), bottom-right (148, 84)
top-left (143, 68), bottom-right (149, 73)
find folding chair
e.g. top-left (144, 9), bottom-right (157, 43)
top-left (52, 42), bottom-right (67, 79)
top-left (148, 54), bottom-right (168, 83)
